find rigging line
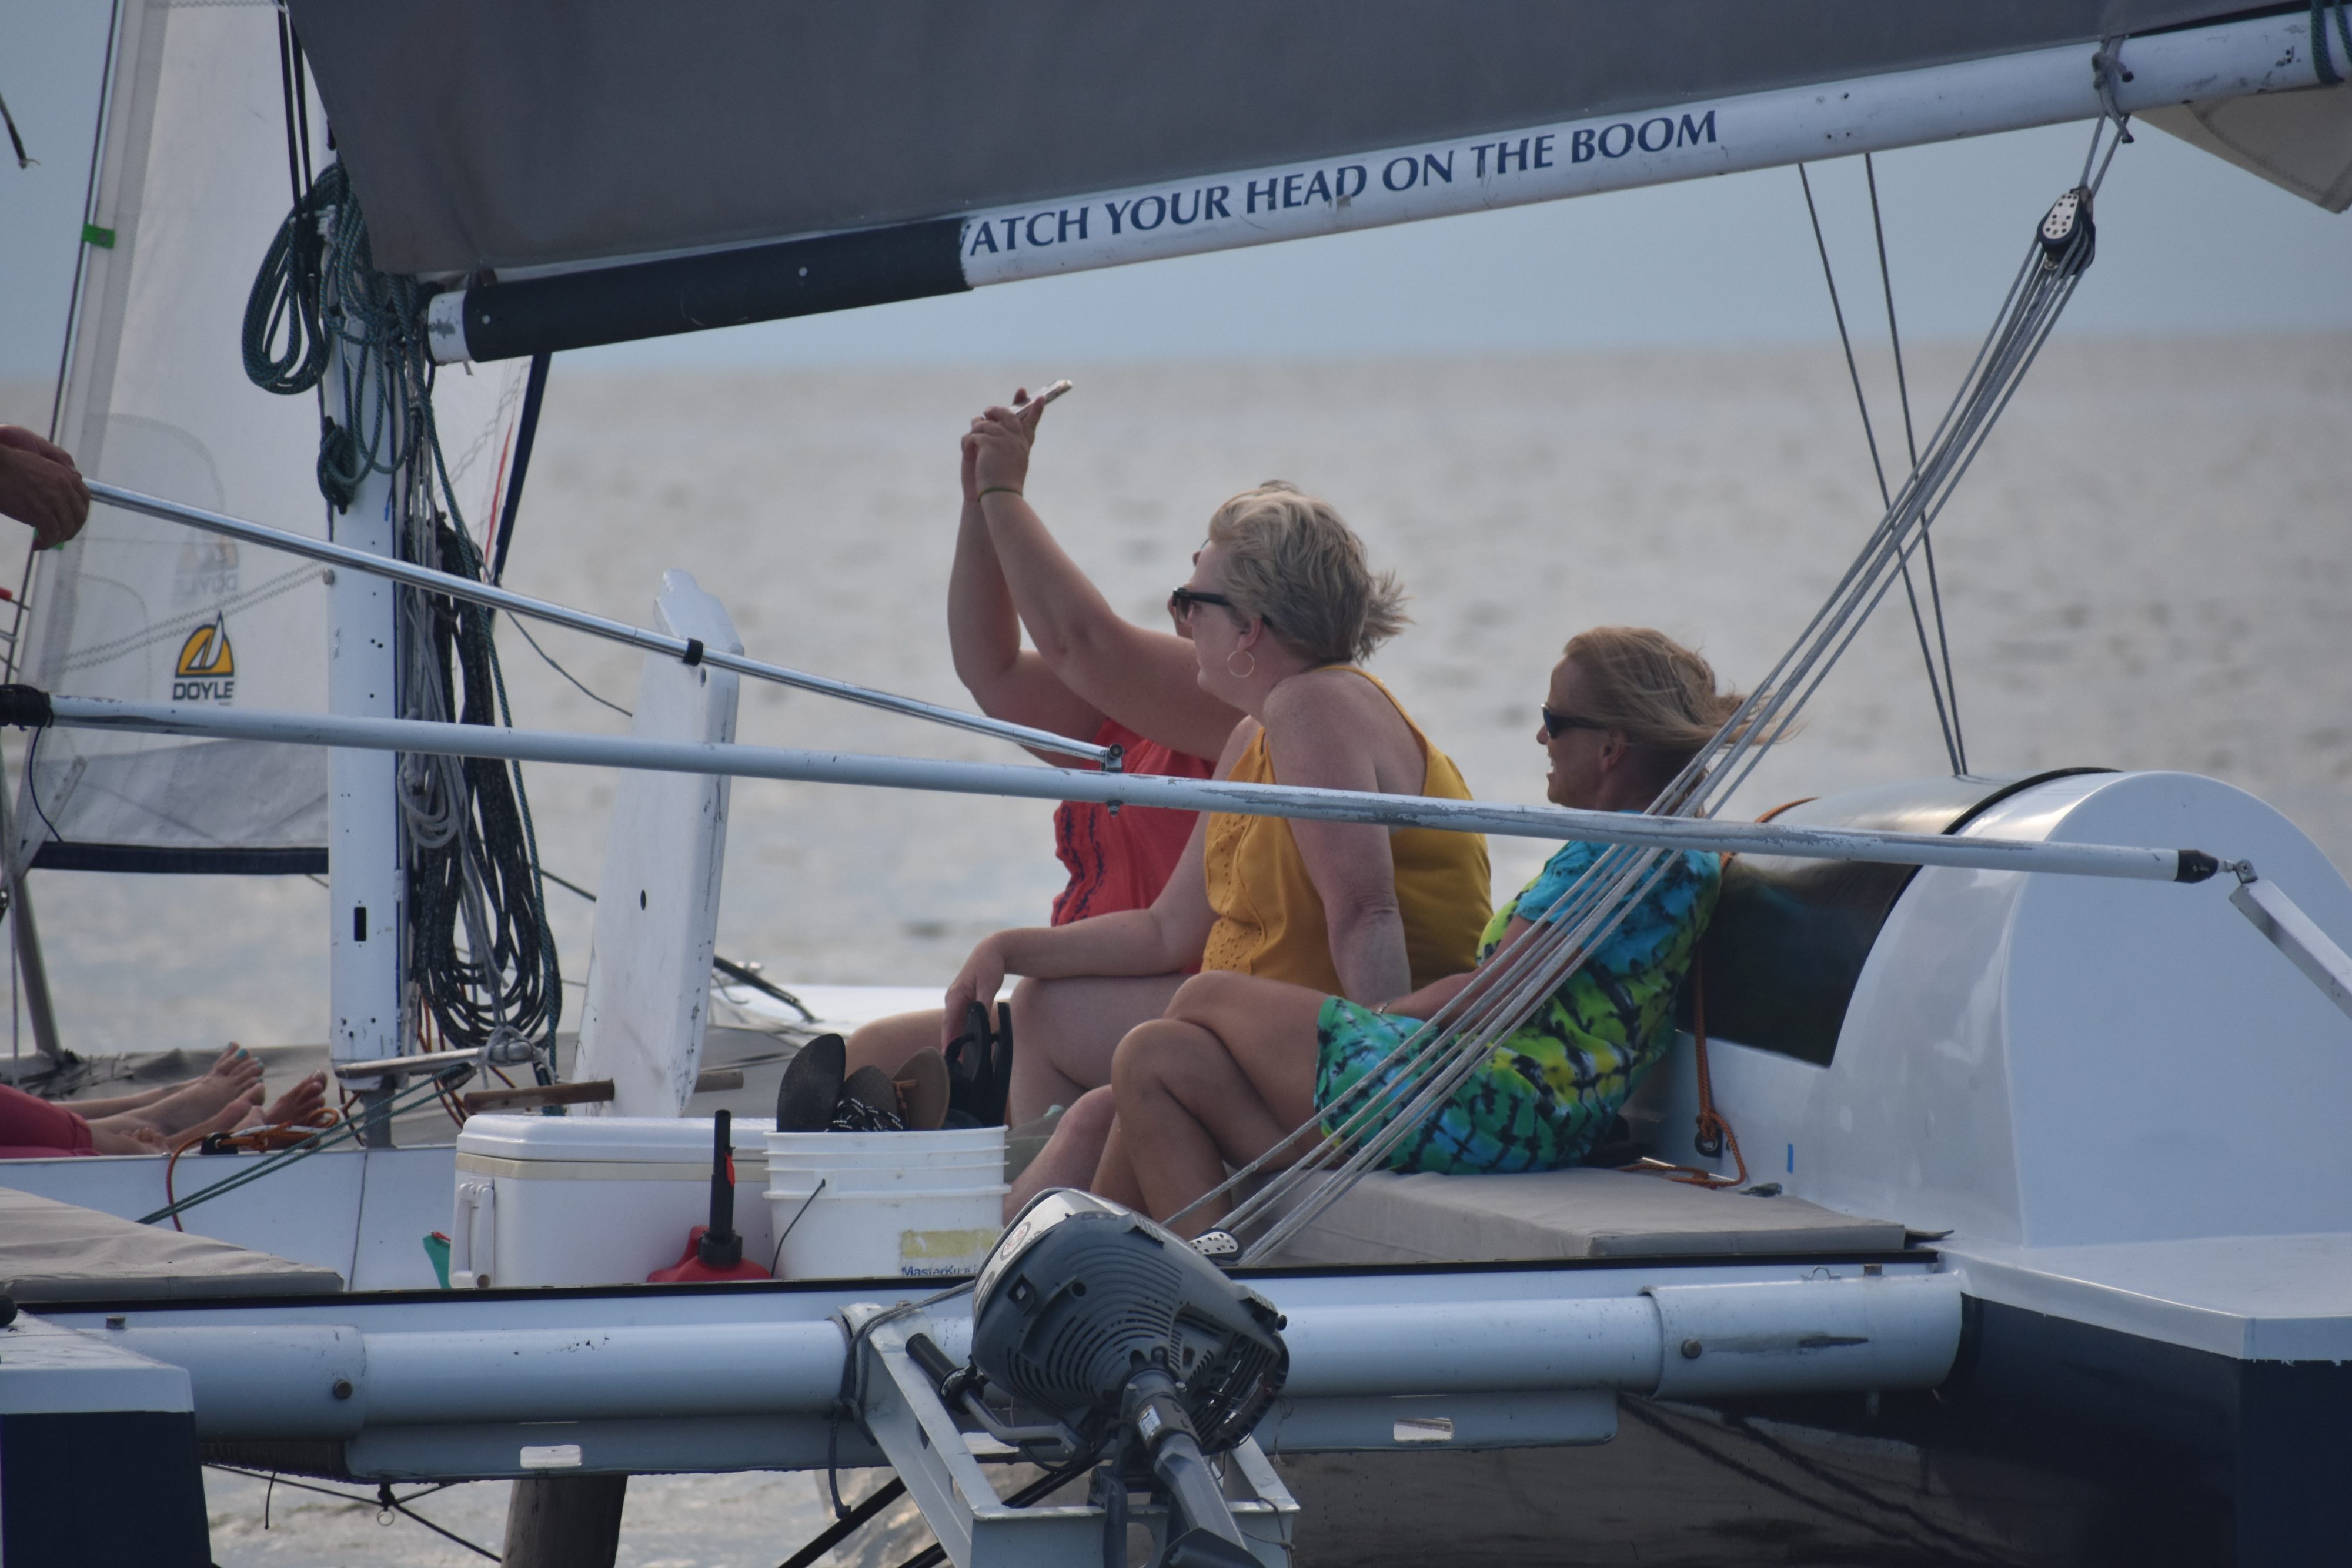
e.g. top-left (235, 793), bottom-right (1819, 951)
top-left (272, 10), bottom-right (305, 213)
top-left (46, 0), bottom-right (124, 443)
top-left (1215, 840), bottom-right (1670, 1244)
top-left (536, 866), bottom-right (819, 1021)
top-left (504, 614), bottom-right (632, 718)
top-left (491, 352), bottom-right (551, 585)
top-left (56, 563), bottom-right (320, 673)
top-left (1277, 191), bottom-right (2097, 1225)
top-left (1235, 855), bottom-right (1680, 1258)
top-left (0, 83), bottom-right (30, 169)
top-left (204, 1467), bottom-right (499, 1562)
top-left (1799, 163), bottom-right (1962, 776)
top-left (286, 13), bottom-right (315, 194)
top-left (1232, 233), bottom-right (2060, 1231)
top-left (1228, 181), bottom-right (2106, 1255)
top-left (1865, 153), bottom-right (1966, 774)
top-left (92, 479), bottom-right (1118, 767)
top-left (20, 727), bottom-right (62, 848)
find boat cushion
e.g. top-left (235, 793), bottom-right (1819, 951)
top-left (1264, 1168), bottom-right (1906, 1265)
top-left (0, 1188), bottom-right (343, 1301)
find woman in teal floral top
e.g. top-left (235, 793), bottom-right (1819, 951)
top-left (1087, 627), bottom-right (1748, 1236)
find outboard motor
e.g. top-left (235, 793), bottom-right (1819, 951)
top-left (970, 1190), bottom-right (1288, 1567)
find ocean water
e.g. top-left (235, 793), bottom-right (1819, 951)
top-left (7, 336), bottom-right (2348, 1060)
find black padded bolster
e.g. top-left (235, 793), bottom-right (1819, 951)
top-left (0, 685), bottom-right (53, 728)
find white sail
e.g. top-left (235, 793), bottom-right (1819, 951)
top-left (14, 0), bottom-right (524, 875)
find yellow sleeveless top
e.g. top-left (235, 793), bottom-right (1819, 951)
top-left (1201, 668), bottom-right (1491, 994)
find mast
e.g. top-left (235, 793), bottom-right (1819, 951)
top-left (323, 356), bottom-right (405, 1136)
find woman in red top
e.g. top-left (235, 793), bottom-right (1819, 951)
top-left (842, 391), bottom-right (1239, 1090)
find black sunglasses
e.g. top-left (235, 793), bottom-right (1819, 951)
top-left (1541, 706), bottom-right (1609, 739)
top-left (1168, 586), bottom-right (1239, 617)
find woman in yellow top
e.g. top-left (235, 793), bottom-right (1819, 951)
top-left (942, 479), bottom-right (1489, 1177)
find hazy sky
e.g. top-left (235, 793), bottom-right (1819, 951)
top-left (3, 1), bottom-right (2346, 386)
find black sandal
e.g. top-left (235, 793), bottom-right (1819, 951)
top-left (774, 1033), bottom-right (846, 1132)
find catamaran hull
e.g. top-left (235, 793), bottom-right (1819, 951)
top-left (1281, 1298), bottom-right (2352, 1566)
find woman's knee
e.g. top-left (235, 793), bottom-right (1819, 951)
top-left (1110, 1019), bottom-right (1188, 1096)
top-left (1061, 1085), bottom-right (1116, 1139)
top-left (1166, 969), bottom-right (1250, 1023)
top-left (1006, 975), bottom-right (1060, 1052)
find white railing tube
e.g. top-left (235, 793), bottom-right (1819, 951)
top-left (26, 693), bottom-right (2219, 884)
top-left (83, 479), bottom-right (1115, 765)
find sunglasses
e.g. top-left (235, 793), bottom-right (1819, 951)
top-left (1541, 706), bottom-right (1609, 739)
top-left (1168, 586), bottom-right (1239, 617)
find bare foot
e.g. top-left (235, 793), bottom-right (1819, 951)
top-left (248, 1071), bottom-right (328, 1128)
top-left (126, 1049), bottom-right (268, 1135)
top-left (67, 1043), bottom-right (262, 1122)
top-left (87, 1121), bottom-right (168, 1155)
top-left (91, 1089), bottom-right (257, 1151)
top-left (168, 1090), bottom-right (263, 1144)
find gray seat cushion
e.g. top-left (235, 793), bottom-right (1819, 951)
top-left (1262, 1168), bottom-right (1906, 1265)
top-left (0, 1187), bottom-right (343, 1301)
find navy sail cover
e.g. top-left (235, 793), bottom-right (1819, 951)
top-left (290, 0), bottom-right (2245, 279)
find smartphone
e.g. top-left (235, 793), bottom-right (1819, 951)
top-left (1013, 379), bottom-right (1073, 416)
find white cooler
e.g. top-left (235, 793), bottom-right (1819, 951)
top-left (451, 1114), bottom-right (777, 1288)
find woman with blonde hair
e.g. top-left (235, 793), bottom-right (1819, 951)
top-left (951, 462), bottom-right (1490, 1195)
top-left (1080, 627), bottom-right (1745, 1235)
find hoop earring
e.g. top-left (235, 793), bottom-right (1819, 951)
top-left (1226, 649), bottom-right (1257, 680)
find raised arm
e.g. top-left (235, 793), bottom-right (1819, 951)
top-left (1258, 683), bottom-right (1414, 1007)
top-left (947, 421), bottom-right (1104, 760)
top-left (967, 400), bottom-right (1242, 761)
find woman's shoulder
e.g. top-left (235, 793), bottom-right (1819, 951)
top-left (1262, 664), bottom-right (1381, 717)
top-left (1261, 667), bottom-right (1421, 757)
top-left (1512, 837), bottom-right (1716, 919)
top-left (1504, 839), bottom-right (1602, 922)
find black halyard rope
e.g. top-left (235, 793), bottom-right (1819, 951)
top-left (1799, 162), bottom-right (1963, 777)
top-left (0, 82), bottom-right (31, 169)
top-left (1865, 153), bottom-right (1967, 773)
top-left (241, 153), bottom-right (562, 1074)
top-left (1207, 129), bottom-right (2122, 1263)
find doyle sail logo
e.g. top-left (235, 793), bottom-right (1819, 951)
top-left (173, 619), bottom-right (235, 702)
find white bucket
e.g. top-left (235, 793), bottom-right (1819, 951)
top-left (763, 1124), bottom-right (1008, 1278)
top-left (764, 1183), bottom-right (1008, 1280)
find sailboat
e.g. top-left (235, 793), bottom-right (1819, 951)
top-left (1, 3), bottom-right (2348, 1565)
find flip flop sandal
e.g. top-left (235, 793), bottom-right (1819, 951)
top-left (774, 1034), bottom-right (846, 1132)
top-left (839, 1064), bottom-right (903, 1124)
top-left (891, 1048), bottom-right (951, 1132)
